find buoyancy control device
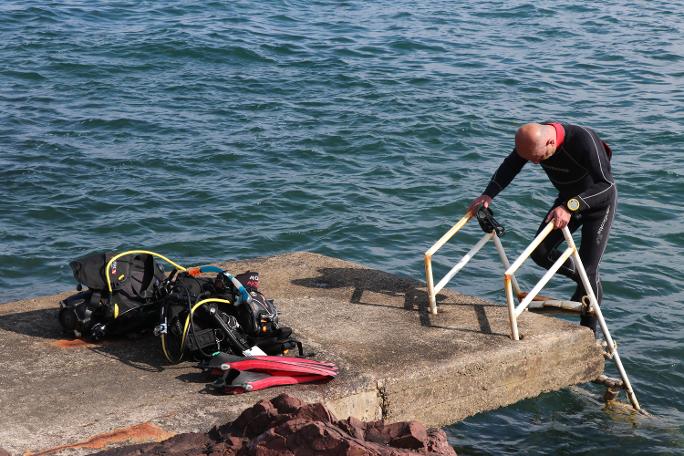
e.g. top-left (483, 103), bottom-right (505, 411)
top-left (59, 251), bottom-right (168, 339)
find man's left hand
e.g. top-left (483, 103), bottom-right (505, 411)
top-left (545, 205), bottom-right (572, 229)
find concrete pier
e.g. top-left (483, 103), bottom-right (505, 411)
top-left (0, 252), bottom-right (604, 454)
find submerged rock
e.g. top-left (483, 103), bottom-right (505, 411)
top-left (96, 393), bottom-right (457, 456)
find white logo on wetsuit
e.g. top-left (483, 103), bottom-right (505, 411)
top-left (596, 205), bottom-right (611, 244)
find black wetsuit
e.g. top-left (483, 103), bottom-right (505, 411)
top-left (483, 123), bottom-right (616, 333)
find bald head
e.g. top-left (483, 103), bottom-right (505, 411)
top-left (515, 123), bottom-right (557, 163)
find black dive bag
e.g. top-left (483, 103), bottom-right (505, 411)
top-left (232, 271), bottom-right (301, 356)
top-left (59, 252), bottom-right (166, 340)
top-left (158, 270), bottom-right (301, 363)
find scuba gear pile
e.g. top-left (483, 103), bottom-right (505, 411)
top-left (58, 250), bottom-right (301, 358)
top-left (156, 265), bottom-right (303, 363)
top-left (58, 250), bottom-right (326, 394)
top-left (58, 251), bottom-right (177, 339)
top-left (200, 353), bottom-right (338, 394)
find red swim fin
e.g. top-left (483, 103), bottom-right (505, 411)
top-left (221, 358), bottom-right (337, 377)
top-left (219, 370), bottom-right (331, 394)
top-left (202, 353), bottom-right (338, 377)
top-left (203, 353), bottom-right (338, 394)
top-left (273, 355), bottom-right (337, 368)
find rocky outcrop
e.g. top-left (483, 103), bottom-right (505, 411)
top-left (96, 394), bottom-right (457, 456)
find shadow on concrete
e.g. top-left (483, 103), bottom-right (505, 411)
top-left (175, 372), bottom-right (243, 396)
top-left (474, 304), bottom-right (493, 334)
top-left (86, 334), bottom-right (166, 372)
top-left (291, 267), bottom-right (455, 327)
top-left (176, 371), bottom-right (207, 384)
top-left (0, 307), bottom-right (167, 372)
top-left (427, 303), bottom-right (507, 337)
top-left (292, 267), bottom-right (503, 335)
top-left (175, 370), bottom-right (220, 395)
top-left (0, 307), bottom-right (63, 338)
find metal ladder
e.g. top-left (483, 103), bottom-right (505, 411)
top-left (424, 211), bottom-right (641, 411)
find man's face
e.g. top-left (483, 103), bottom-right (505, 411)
top-left (517, 139), bottom-right (554, 164)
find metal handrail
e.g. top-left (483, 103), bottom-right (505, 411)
top-left (503, 221), bottom-right (641, 411)
top-left (424, 211), bottom-right (521, 314)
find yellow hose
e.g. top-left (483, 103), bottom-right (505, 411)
top-left (104, 250), bottom-right (187, 293)
top-left (180, 298), bottom-right (233, 352)
top-left (161, 333), bottom-right (177, 364)
top-left (162, 297), bottom-right (234, 364)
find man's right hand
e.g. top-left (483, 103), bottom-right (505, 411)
top-left (467, 195), bottom-right (492, 216)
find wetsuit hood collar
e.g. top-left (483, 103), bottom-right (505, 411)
top-left (546, 122), bottom-right (565, 149)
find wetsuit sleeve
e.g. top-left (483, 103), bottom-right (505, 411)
top-left (571, 131), bottom-right (615, 211)
top-left (482, 149), bottom-right (527, 199)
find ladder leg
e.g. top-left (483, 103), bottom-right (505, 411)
top-left (562, 228), bottom-right (641, 411)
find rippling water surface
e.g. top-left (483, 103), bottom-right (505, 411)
top-left (1, 1), bottom-right (682, 454)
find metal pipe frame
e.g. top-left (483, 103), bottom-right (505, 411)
top-left (502, 222), bottom-right (641, 411)
top-left (493, 235), bottom-right (521, 296)
top-left (425, 213), bottom-right (471, 315)
top-left (504, 222), bottom-right (555, 339)
top-left (424, 212), bottom-right (521, 315)
top-left (434, 231), bottom-right (494, 294)
top-left (504, 274), bottom-right (518, 340)
top-left (425, 215), bottom-right (641, 411)
top-left (507, 222), bottom-right (555, 274)
top-left (514, 246), bottom-right (574, 317)
top-left (562, 228), bottom-right (641, 411)
top-left (527, 299), bottom-right (583, 312)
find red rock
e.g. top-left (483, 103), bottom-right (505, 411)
top-left (426, 429), bottom-right (456, 456)
top-left (206, 440), bottom-right (240, 456)
top-left (270, 392), bottom-right (305, 414)
top-left (225, 398), bottom-right (286, 439)
top-left (388, 422), bottom-right (428, 450)
top-left (337, 415), bottom-right (367, 440)
top-left (94, 394), bottom-right (457, 456)
top-left (365, 421), bottom-right (392, 445)
top-left (293, 402), bottom-right (337, 423)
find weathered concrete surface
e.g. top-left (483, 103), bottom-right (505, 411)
top-left (0, 252), bottom-right (604, 455)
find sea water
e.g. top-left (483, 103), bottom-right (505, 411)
top-left (1, 1), bottom-right (682, 454)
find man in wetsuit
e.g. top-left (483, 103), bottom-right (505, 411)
top-left (468, 122), bottom-right (616, 334)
